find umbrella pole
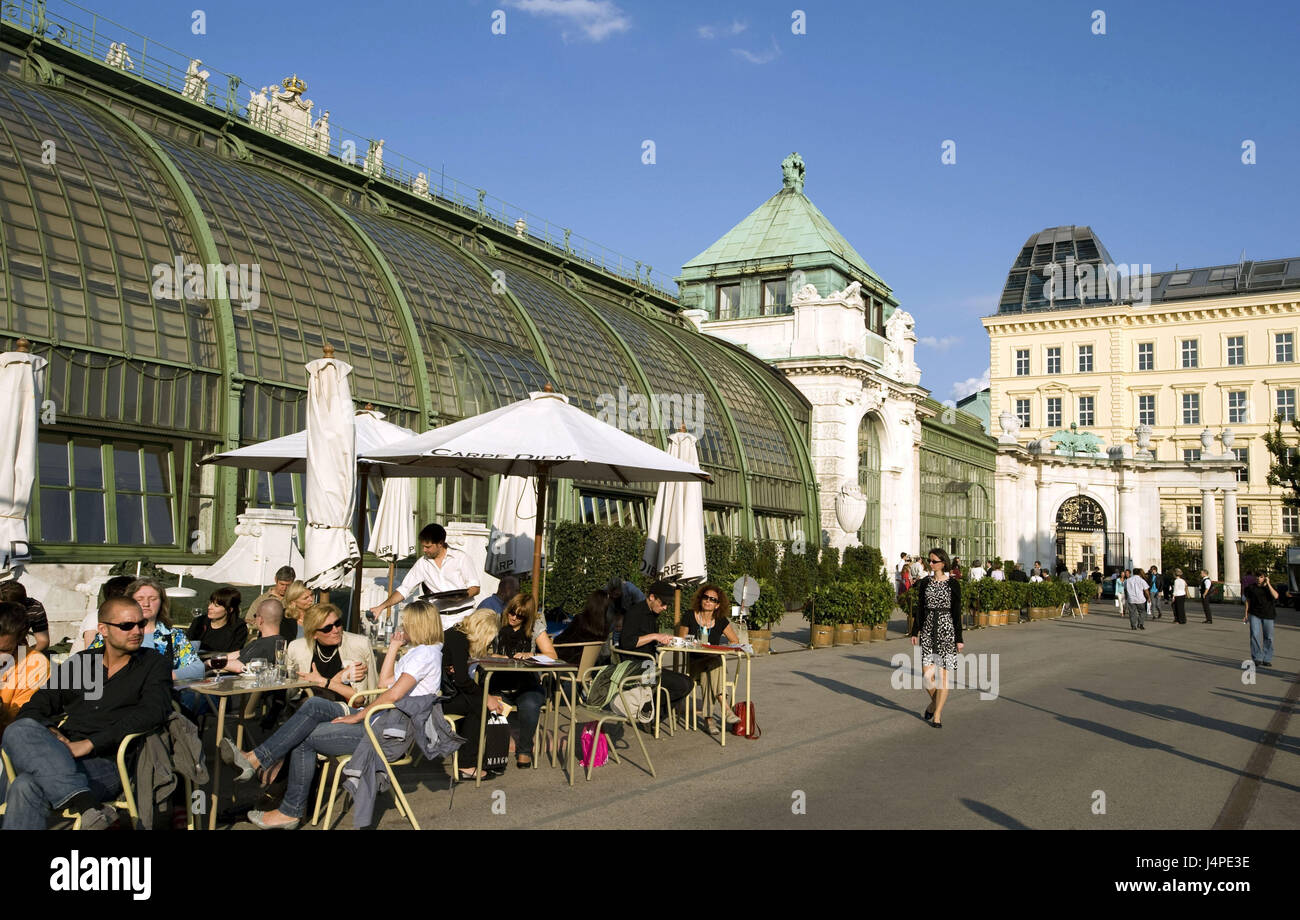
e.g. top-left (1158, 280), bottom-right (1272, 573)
top-left (350, 467), bottom-right (370, 632)
top-left (674, 588), bottom-right (681, 629)
top-left (531, 466), bottom-right (549, 607)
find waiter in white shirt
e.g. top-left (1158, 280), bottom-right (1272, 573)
top-left (368, 523), bottom-right (480, 628)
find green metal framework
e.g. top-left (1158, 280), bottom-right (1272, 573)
top-left (0, 28), bottom-right (818, 564)
top-left (919, 398), bottom-right (997, 563)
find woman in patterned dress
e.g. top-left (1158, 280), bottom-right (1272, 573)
top-left (908, 547), bottom-right (963, 728)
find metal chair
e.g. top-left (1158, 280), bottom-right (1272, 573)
top-left (562, 665), bottom-right (656, 782)
top-left (611, 647), bottom-right (676, 737)
top-left (2, 733), bottom-right (150, 828)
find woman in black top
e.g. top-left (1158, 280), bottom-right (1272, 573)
top-left (908, 548), bottom-right (963, 728)
top-left (680, 584), bottom-right (740, 735)
top-left (188, 586), bottom-right (249, 654)
top-left (441, 608), bottom-right (503, 780)
top-left (553, 590), bottom-right (609, 664)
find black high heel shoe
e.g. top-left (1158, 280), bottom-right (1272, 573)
top-left (930, 720), bottom-right (943, 729)
top-left (923, 708), bottom-right (934, 722)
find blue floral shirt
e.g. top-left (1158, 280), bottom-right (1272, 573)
top-left (89, 622), bottom-right (203, 679)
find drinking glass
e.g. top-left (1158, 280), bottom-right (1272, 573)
top-left (274, 640), bottom-right (288, 680)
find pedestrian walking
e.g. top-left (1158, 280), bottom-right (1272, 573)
top-left (1199, 569), bottom-right (1213, 623)
top-left (1171, 568), bottom-right (1188, 624)
top-left (1242, 570), bottom-right (1278, 667)
top-left (908, 547), bottom-right (963, 729)
top-left (1124, 568), bottom-right (1150, 631)
top-left (1147, 565), bottom-right (1163, 619)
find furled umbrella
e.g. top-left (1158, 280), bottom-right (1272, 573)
top-left (368, 471), bottom-right (417, 600)
top-left (642, 428), bottom-right (707, 622)
top-left (0, 339), bottom-right (46, 575)
top-left (303, 346), bottom-right (359, 591)
top-left (365, 386), bottom-right (712, 605)
top-left (487, 475), bottom-right (540, 578)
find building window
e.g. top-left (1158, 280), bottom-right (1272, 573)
top-left (1015, 398), bottom-right (1030, 428)
top-left (1278, 388), bottom-right (1297, 422)
top-left (1138, 394), bottom-right (1156, 426)
top-left (1276, 332), bottom-right (1295, 364)
top-left (1232, 446), bottom-right (1248, 483)
top-left (36, 434), bottom-right (176, 545)
top-left (1237, 506), bottom-right (1250, 533)
top-left (1284, 507), bottom-right (1300, 534)
top-left (1046, 347), bottom-right (1061, 375)
top-left (1183, 448), bottom-right (1201, 462)
top-left (1181, 339), bottom-right (1198, 368)
top-left (1185, 505), bottom-right (1201, 531)
top-left (1015, 349), bottom-right (1030, 376)
top-left (716, 284), bottom-right (740, 320)
top-left (1137, 342), bottom-right (1154, 371)
top-left (762, 278), bottom-right (788, 316)
top-left (1227, 390), bottom-right (1248, 424)
top-left (1046, 397), bottom-right (1062, 428)
top-left (1077, 344), bottom-right (1093, 373)
top-left (578, 492), bottom-right (648, 530)
top-left (1226, 335), bottom-right (1245, 366)
top-left (1182, 392), bottom-right (1200, 425)
top-left (1077, 395), bottom-right (1095, 427)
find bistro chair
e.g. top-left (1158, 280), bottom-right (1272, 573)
top-left (560, 664), bottom-right (656, 783)
top-left (611, 647), bottom-right (676, 738)
top-left (1, 733), bottom-right (150, 829)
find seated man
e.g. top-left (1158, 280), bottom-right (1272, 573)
top-left (248, 566), bottom-right (296, 630)
top-left (0, 602), bottom-right (49, 803)
top-left (618, 580), bottom-right (693, 720)
top-left (1, 596), bottom-right (171, 830)
top-left (476, 575), bottom-right (519, 616)
top-left (0, 582), bottom-right (49, 653)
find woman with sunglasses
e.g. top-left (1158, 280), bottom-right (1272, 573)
top-left (221, 601), bottom-right (445, 829)
top-left (88, 577), bottom-right (203, 681)
top-left (908, 547), bottom-right (964, 728)
top-left (284, 602), bottom-right (377, 702)
top-left (680, 584), bottom-right (741, 735)
top-left (491, 594), bottom-right (559, 768)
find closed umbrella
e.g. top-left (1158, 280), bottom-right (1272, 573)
top-left (643, 429), bottom-right (707, 582)
top-left (487, 475), bottom-right (540, 577)
top-left (366, 386), bottom-right (711, 604)
top-left (0, 339), bottom-right (45, 573)
top-left (303, 346), bottom-right (359, 590)
top-left (369, 474), bottom-right (417, 601)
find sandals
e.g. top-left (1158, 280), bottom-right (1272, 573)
top-left (515, 754), bottom-right (532, 768)
top-left (704, 717), bottom-right (721, 736)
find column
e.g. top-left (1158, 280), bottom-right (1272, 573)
top-left (1222, 487), bottom-right (1240, 599)
top-left (1035, 477), bottom-right (1052, 568)
top-left (1118, 484), bottom-right (1138, 569)
top-left (1200, 488), bottom-right (1218, 582)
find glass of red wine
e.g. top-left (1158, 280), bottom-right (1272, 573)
top-left (208, 655), bottom-right (228, 673)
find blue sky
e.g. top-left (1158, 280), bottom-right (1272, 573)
top-left (91, 0), bottom-right (1300, 402)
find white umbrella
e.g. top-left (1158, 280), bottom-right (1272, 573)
top-left (202, 408), bottom-right (418, 476)
top-left (0, 340), bottom-right (45, 573)
top-left (303, 348), bottom-right (359, 590)
top-left (366, 386), bottom-right (711, 603)
top-left (642, 430), bottom-right (707, 584)
top-left (487, 475), bottom-right (540, 577)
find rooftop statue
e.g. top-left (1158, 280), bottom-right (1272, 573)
top-left (781, 152), bottom-right (805, 193)
top-left (1050, 425), bottom-right (1103, 456)
top-left (104, 42), bottom-right (135, 71)
top-left (414, 172), bottom-right (431, 199)
top-left (182, 59), bottom-right (210, 103)
top-left (311, 110), bottom-right (331, 154)
top-left (247, 86), bottom-right (268, 127)
top-left (363, 139), bottom-right (385, 178)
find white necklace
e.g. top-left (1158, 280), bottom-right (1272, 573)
top-left (315, 644), bottom-right (339, 663)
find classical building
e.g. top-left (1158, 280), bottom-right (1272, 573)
top-left (983, 224), bottom-right (1299, 594)
top-left (680, 154), bottom-right (997, 559)
top-left (0, 9), bottom-right (817, 628)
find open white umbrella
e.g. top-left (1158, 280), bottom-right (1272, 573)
top-left (303, 347), bottom-right (359, 590)
top-left (366, 386), bottom-right (711, 603)
top-left (202, 407), bottom-right (418, 476)
top-left (487, 475), bottom-right (540, 577)
top-left (643, 429), bottom-right (707, 584)
top-left (0, 339), bottom-right (45, 573)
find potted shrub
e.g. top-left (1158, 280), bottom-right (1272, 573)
top-left (864, 580), bottom-right (894, 641)
top-left (1024, 580), bottom-right (1056, 620)
top-left (1003, 580), bottom-right (1027, 624)
top-left (833, 580), bottom-right (860, 646)
top-left (1073, 578), bottom-right (1098, 615)
top-left (804, 581), bottom-right (852, 648)
top-left (745, 579), bottom-right (783, 655)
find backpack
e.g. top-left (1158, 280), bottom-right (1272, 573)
top-left (609, 685), bottom-right (655, 724)
top-left (585, 660), bottom-right (638, 710)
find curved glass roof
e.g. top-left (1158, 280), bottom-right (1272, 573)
top-left (0, 74), bottom-right (216, 367)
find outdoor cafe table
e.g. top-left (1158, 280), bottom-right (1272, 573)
top-left (654, 644), bottom-right (752, 747)
top-left (176, 674), bottom-right (315, 830)
top-left (469, 658), bottom-right (580, 788)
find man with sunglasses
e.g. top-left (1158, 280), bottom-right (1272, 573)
top-left (0, 596), bottom-right (172, 830)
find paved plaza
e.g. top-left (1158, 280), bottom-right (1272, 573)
top-left (221, 603), bottom-right (1297, 830)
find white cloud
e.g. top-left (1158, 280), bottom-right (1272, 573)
top-left (506, 0), bottom-right (631, 42)
top-left (941, 399), bottom-right (957, 409)
top-left (733, 36), bottom-right (780, 64)
top-left (918, 335), bottom-right (961, 351)
top-left (950, 367), bottom-right (990, 402)
top-left (698, 19), bottom-right (747, 39)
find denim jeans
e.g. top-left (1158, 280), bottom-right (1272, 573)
top-left (1, 718), bottom-right (122, 830)
top-left (251, 696), bottom-right (362, 820)
top-left (1248, 616), bottom-right (1275, 664)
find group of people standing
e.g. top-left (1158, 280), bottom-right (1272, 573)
top-left (1119, 566), bottom-right (1214, 628)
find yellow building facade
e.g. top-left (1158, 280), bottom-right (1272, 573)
top-left (984, 226), bottom-right (1300, 553)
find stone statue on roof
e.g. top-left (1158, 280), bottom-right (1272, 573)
top-left (781, 152), bottom-right (805, 193)
top-left (311, 110), bottom-right (330, 154)
top-left (182, 59), bottom-right (210, 103)
top-left (1050, 426), bottom-right (1103, 456)
top-left (363, 139), bottom-right (385, 177)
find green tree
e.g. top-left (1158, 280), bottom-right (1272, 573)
top-left (1264, 416), bottom-right (1300, 509)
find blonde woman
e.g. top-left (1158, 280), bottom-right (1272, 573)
top-left (442, 608), bottom-right (504, 780)
top-left (492, 594), bottom-right (558, 767)
top-left (226, 602), bottom-right (447, 830)
top-left (280, 581), bottom-right (313, 639)
top-left (285, 603), bottom-right (377, 703)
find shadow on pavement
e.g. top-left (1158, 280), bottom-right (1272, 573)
top-left (961, 798), bottom-right (1032, 830)
top-left (791, 670), bottom-right (915, 716)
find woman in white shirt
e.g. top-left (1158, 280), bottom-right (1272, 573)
top-left (225, 602), bottom-right (446, 830)
top-left (1171, 568), bottom-right (1188, 624)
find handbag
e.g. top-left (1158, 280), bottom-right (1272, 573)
top-left (579, 721), bottom-right (610, 768)
top-left (481, 712), bottom-right (511, 773)
top-left (729, 702), bottom-right (760, 739)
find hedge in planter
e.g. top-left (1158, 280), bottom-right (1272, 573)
top-left (705, 534), bottom-right (733, 586)
top-left (547, 521), bottom-right (645, 617)
top-left (731, 538), bottom-right (759, 585)
top-left (748, 579), bottom-right (785, 630)
top-left (778, 543), bottom-right (813, 610)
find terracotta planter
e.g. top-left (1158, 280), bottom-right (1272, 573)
top-left (809, 624), bottom-right (834, 648)
top-left (833, 624), bottom-right (856, 646)
top-left (870, 622), bottom-right (888, 641)
top-left (749, 628), bottom-right (771, 655)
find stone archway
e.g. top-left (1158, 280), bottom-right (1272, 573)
top-left (1054, 494), bottom-right (1107, 575)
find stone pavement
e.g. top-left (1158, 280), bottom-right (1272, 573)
top-left (225, 601), bottom-right (1296, 830)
